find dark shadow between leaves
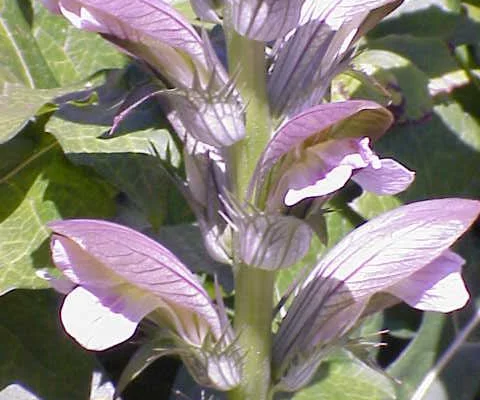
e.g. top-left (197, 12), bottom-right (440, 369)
top-left (50, 150), bottom-right (187, 230)
top-left (375, 107), bottom-right (480, 201)
top-left (53, 66), bottom-right (169, 138)
top-left (0, 290), bottom-right (93, 400)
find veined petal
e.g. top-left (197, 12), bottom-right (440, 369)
top-left (180, 144), bottom-right (234, 264)
top-left (306, 199), bottom-right (479, 295)
top-left (51, 234), bottom-right (122, 288)
top-left (191, 0), bottom-right (221, 23)
top-left (49, 220), bottom-right (222, 341)
top-left (268, 18), bottom-right (353, 117)
top-left (387, 250), bottom-right (469, 312)
top-left (235, 211), bottom-right (313, 270)
top-left (161, 86), bottom-right (245, 147)
top-left (61, 286), bottom-right (141, 351)
top-left (275, 300), bottom-right (367, 392)
top-left (270, 137), bottom-right (381, 207)
top-left (268, 0), bottom-right (403, 117)
top-left (42, 0), bottom-right (211, 86)
top-left (352, 158), bottom-right (415, 195)
top-left (299, 0), bottom-right (402, 28)
top-left (273, 198), bottom-right (479, 383)
top-left (228, 0), bottom-right (305, 41)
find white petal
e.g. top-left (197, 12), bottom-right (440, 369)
top-left (61, 287), bottom-right (139, 351)
top-left (285, 164), bottom-right (353, 206)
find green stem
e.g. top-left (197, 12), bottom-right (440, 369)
top-left (225, 22), bottom-right (275, 400)
top-left (227, 29), bottom-right (271, 200)
top-left (229, 266), bottom-right (276, 400)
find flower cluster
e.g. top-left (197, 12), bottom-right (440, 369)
top-left (42, 0), bottom-right (480, 397)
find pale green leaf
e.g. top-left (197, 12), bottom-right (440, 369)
top-left (290, 351), bottom-right (396, 400)
top-left (350, 192), bottom-right (402, 220)
top-left (0, 134), bottom-right (115, 293)
top-left (32, 0), bottom-right (126, 85)
top-left (0, 82), bottom-right (76, 144)
top-left (334, 49), bottom-right (433, 122)
top-left (0, 0), bottom-right (56, 88)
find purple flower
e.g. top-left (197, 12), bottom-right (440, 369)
top-left (48, 219), bottom-right (241, 389)
top-left (43, 0), bottom-right (214, 87)
top-left (49, 219), bottom-right (224, 350)
top-left (272, 198), bottom-right (480, 391)
top-left (251, 100), bottom-right (414, 210)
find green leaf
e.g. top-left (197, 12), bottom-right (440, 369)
top-left (0, 133), bottom-right (116, 293)
top-left (290, 351), bottom-right (396, 400)
top-left (387, 313), bottom-right (452, 400)
top-left (371, 0), bottom-right (462, 40)
top-left (31, 0), bottom-right (126, 85)
top-left (0, 0), bottom-right (126, 143)
top-left (367, 35), bottom-right (459, 81)
top-left (0, 83), bottom-right (67, 144)
top-left (0, 0), bottom-right (56, 88)
top-left (350, 192), bottom-right (402, 220)
top-left (0, 290), bottom-right (94, 400)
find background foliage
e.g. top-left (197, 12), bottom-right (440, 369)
top-left (0, 0), bottom-right (479, 399)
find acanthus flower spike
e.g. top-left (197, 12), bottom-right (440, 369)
top-left (272, 198), bottom-right (480, 392)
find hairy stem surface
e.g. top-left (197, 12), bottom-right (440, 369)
top-left (226, 23), bottom-right (275, 400)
